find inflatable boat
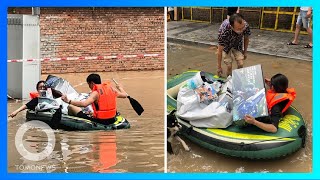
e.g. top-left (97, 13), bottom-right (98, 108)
top-left (25, 75), bottom-right (130, 131)
top-left (26, 110), bottom-right (130, 131)
top-left (167, 70), bottom-right (306, 159)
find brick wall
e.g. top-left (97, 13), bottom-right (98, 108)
top-left (8, 8), bottom-right (164, 74)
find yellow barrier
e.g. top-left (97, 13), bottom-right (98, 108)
top-left (181, 7), bottom-right (311, 34)
top-left (182, 7), bottom-right (212, 23)
top-left (182, 7), bottom-right (261, 28)
top-left (261, 7), bottom-right (310, 34)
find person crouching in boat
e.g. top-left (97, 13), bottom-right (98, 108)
top-left (9, 80), bottom-right (47, 118)
top-left (61, 73), bottom-right (128, 125)
top-left (244, 74), bottom-right (296, 133)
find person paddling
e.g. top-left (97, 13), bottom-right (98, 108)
top-left (61, 74), bottom-right (127, 125)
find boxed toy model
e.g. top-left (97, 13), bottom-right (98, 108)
top-left (232, 64), bottom-right (269, 125)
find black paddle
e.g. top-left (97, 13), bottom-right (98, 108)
top-left (112, 78), bottom-right (144, 116)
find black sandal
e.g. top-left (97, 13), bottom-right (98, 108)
top-left (287, 42), bottom-right (298, 45)
top-left (304, 44), bottom-right (313, 48)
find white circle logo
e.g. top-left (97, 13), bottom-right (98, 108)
top-left (15, 120), bottom-right (55, 161)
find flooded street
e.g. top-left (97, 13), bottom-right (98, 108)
top-left (8, 70), bottom-right (164, 172)
top-left (167, 43), bottom-right (312, 172)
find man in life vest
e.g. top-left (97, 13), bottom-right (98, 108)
top-left (61, 73), bottom-right (128, 125)
top-left (244, 74), bottom-right (296, 133)
top-left (9, 80), bottom-right (47, 118)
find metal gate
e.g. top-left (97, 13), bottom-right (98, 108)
top-left (260, 7), bottom-right (310, 34)
top-left (182, 7), bottom-right (213, 23)
top-left (181, 7), bottom-right (311, 33)
top-left (260, 7), bottom-right (297, 32)
top-left (181, 7), bottom-right (261, 29)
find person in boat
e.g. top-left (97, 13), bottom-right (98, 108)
top-left (61, 73), bottom-right (128, 125)
top-left (244, 74), bottom-right (296, 133)
top-left (9, 80), bottom-right (47, 118)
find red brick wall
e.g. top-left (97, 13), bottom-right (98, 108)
top-left (40, 57), bottom-right (164, 74)
top-left (8, 8), bottom-right (164, 74)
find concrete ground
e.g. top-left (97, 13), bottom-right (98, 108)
top-left (167, 21), bottom-right (312, 61)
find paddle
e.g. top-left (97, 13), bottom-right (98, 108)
top-left (112, 78), bottom-right (144, 116)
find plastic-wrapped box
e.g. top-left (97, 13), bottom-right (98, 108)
top-left (232, 64), bottom-right (269, 125)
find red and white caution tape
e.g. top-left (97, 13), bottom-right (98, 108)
top-left (7, 53), bottom-right (160, 63)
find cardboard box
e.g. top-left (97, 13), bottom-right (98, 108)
top-left (232, 64), bottom-right (269, 124)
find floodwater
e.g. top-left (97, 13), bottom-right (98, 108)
top-left (8, 70), bottom-right (164, 172)
top-left (167, 43), bottom-right (312, 172)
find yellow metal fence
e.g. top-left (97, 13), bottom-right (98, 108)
top-left (181, 7), bottom-right (311, 33)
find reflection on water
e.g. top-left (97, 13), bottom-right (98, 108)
top-left (8, 71), bottom-right (164, 172)
top-left (167, 43), bottom-right (312, 172)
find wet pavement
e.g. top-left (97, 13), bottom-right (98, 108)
top-left (168, 21), bottom-right (312, 61)
top-left (167, 43), bottom-right (312, 172)
top-left (8, 70), bottom-right (164, 172)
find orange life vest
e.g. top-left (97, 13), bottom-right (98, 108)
top-left (266, 88), bottom-right (296, 113)
top-left (29, 92), bottom-right (39, 99)
top-left (92, 82), bottom-right (117, 120)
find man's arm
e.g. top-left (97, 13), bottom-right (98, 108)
top-left (243, 36), bottom-right (249, 60)
top-left (242, 22), bottom-right (251, 60)
top-left (236, 7), bottom-right (240, 13)
top-left (62, 91), bottom-right (98, 107)
top-left (217, 25), bottom-right (231, 76)
top-left (113, 85), bottom-right (128, 98)
top-left (307, 7), bottom-right (312, 18)
top-left (217, 45), bottom-right (224, 76)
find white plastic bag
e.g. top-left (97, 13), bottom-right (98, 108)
top-left (46, 75), bottom-right (93, 115)
top-left (176, 73), bottom-right (233, 128)
top-left (36, 97), bottom-right (60, 112)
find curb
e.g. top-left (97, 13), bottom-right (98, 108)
top-left (168, 36), bottom-right (312, 62)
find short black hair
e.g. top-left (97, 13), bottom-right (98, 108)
top-left (271, 74), bottom-right (288, 93)
top-left (227, 7), bottom-right (238, 16)
top-left (86, 73), bottom-right (101, 84)
top-left (36, 80), bottom-right (46, 90)
top-left (229, 13), bottom-right (244, 27)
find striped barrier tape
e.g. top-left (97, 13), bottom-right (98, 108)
top-left (7, 53), bottom-right (160, 63)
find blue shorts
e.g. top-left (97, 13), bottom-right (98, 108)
top-left (296, 10), bottom-right (311, 29)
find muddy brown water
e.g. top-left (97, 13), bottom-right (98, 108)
top-left (167, 43), bottom-right (312, 172)
top-left (8, 70), bottom-right (164, 172)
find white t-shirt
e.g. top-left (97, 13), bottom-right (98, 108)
top-left (168, 7), bottom-right (174, 11)
top-left (300, 7), bottom-right (311, 11)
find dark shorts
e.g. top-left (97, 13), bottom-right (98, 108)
top-left (76, 111), bottom-right (116, 125)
